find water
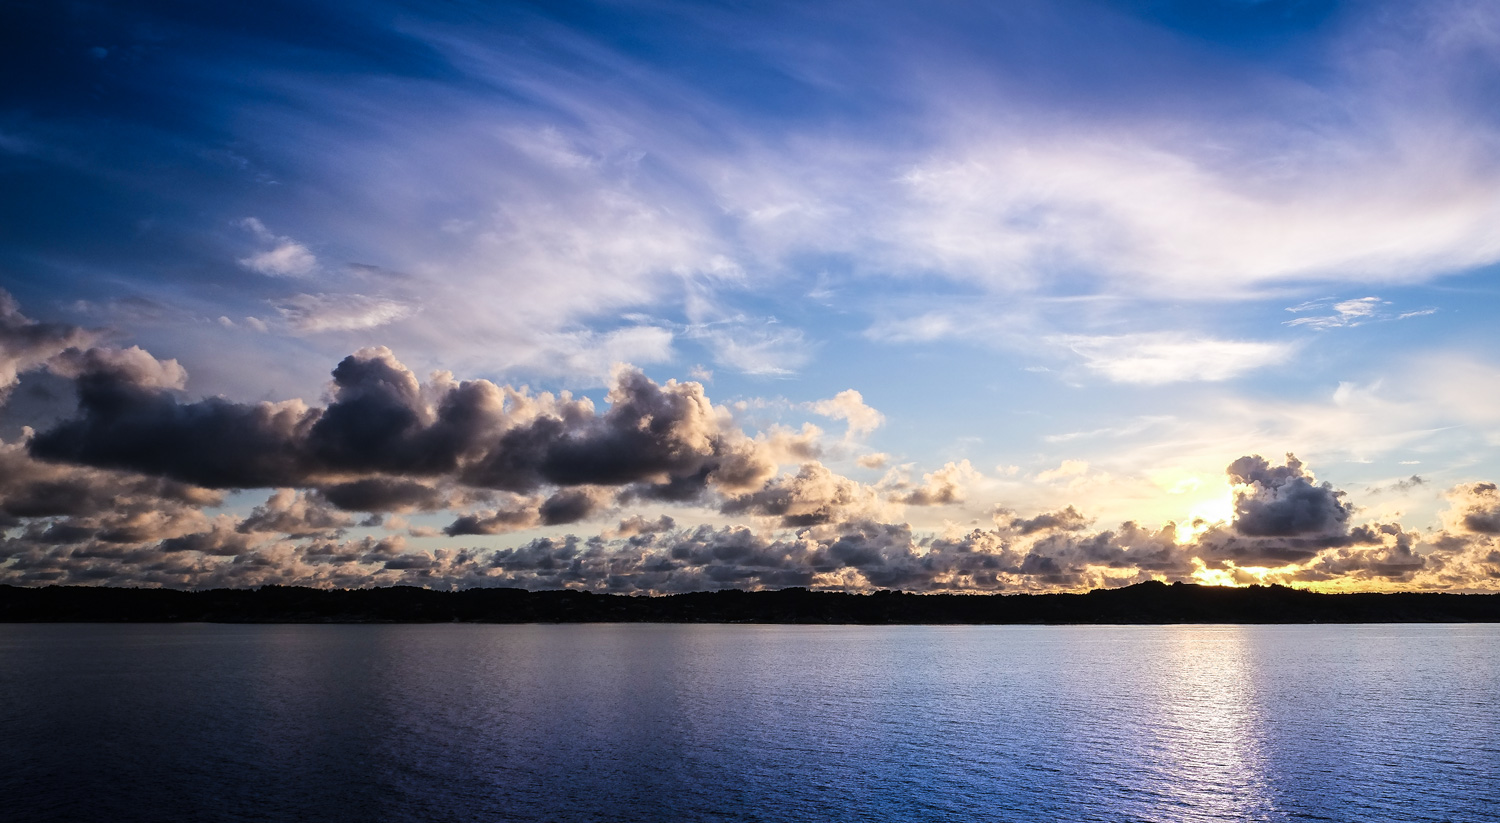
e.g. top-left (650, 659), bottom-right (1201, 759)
top-left (1, 624), bottom-right (1496, 822)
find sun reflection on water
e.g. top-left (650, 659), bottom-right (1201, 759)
top-left (1138, 627), bottom-right (1281, 822)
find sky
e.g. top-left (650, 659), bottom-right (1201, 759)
top-left (2, 0), bottom-right (1500, 592)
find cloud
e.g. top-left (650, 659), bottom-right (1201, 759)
top-left (1036, 460), bottom-right (1090, 484)
top-left (1227, 453), bottom-right (1352, 538)
top-left (239, 218), bottom-right (317, 277)
top-left (538, 487), bottom-right (610, 526)
top-left (314, 478), bottom-right (456, 513)
top-left (444, 499), bottom-right (542, 537)
top-left (236, 490), bottom-right (352, 538)
top-left (26, 349), bottom-right (799, 520)
top-left (809, 389), bottom-right (885, 437)
top-left (45, 346), bottom-right (188, 390)
top-left (886, 76), bottom-right (1500, 298)
top-left (889, 460), bottom-right (980, 506)
top-left (1007, 506), bottom-right (1092, 536)
top-left (721, 462), bottom-right (890, 528)
top-left (1056, 334), bottom-right (1294, 384)
top-left (274, 293), bottom-right (415, 333)
top-left (0, 291), bottom-right (99, 396)
top-left (0, 437), bottom-right (220, 526)
top-left (1446, 482), bottom-right (1500, 534)
top-left (7, 447), bottom-right (1500, 594)
top-left (692, 322), bottom-right (812, 376)
top-left (8, 301), bottom-right (1500, 593)
top-left (607, 514), bottom-right (676, 539)
top-left (1284, 296), bottom-right (1436, 329)
top-left (1295, 525), bottom-right (1427, 582)
top-left (512, 326), bottom-right (677, 380)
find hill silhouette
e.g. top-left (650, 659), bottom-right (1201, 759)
top-left (2, 581), bottom-right (1499, 623)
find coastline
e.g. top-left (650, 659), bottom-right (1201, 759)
top-left (3, 580), bottom-right (1499, 624)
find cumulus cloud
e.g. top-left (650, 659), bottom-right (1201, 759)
top-left (1228, 453), bottom-right (1352, 538)
top-left (0, 437), bottom-right (220, 525)
top-left (607, 514), bottom-right (676, 539)
top-left (444, 500), bottom-right (542, 537)
top-left (237, 490), bottom-right (352, 538)
top-left (889, 460), bottom-right (980, 506)
top-left (1035, 460), bottom-right (1090, 484)
top-left (1006, 506), bottom-right (1091, 536)
top-left (45, 346), bottom-right (188, 390)
top-left (1295, 524), bottom-right (1427, 583)
top-left (722, 463), bottom-right (890, 528)
top-left (314, 478), bottom-right (457, 513)
top-left (809, 389), bottom-right (885, 437)
top-left (0, 291), bottom-right (99, 396)
top-left (5, 450), bottom-right (1500, 594)
top-left (5, 305), bottom-right (1500, 593)
top-left (1446, 482), bottom-right (1500, 534)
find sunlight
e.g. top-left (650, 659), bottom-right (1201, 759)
top-left (1190, 558), bottom-right (1241, 587)
top-left (1174, 489), bottom-right (1235, 544)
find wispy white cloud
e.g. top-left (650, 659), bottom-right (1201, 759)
top-left (1054, 333), bottom-right (1294, 384)
top-left (695, 322), bottom-right (811, 376)
top-left (1284, 296), bottom-right (1436, 329)
top-left (274, 293), bottom-right (415, 333)
top-left (239, 218), bottom-right (318, 278)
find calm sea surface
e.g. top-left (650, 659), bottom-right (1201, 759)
top-left (1, 623), bottom-right (1496, 822)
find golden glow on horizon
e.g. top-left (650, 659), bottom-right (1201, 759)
top-left (1191, 559), bottom-right (1241, 587)
top-left (1174, 487), bottom-right (1234, 544)
top-left (1190, 559), bottom-right (1306, 587)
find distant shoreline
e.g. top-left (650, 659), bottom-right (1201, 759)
top-left (3, 580), bottom-right (1499, 624)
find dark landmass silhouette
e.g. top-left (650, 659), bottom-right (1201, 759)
top-left (2, 581), bottom-right (1500, 623)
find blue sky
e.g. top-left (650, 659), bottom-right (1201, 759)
top-left (3, 0), bottom-right (1500, 591)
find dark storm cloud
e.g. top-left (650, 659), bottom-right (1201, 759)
top-left (459, 367), bottom-right (774, 496)
top-left (440, 488), bottom-right (608, 536)
top-left (314, 478), bottom-right (453, 513)
top-left (159, 526), bottom-right (258, 557)
top-left (1195, 529), bottom-right (1357, 567)
top-left (29, 347), bottom-right (775, 505)
top-left (1227, 453), bottom-right (1352, 537)
top-left (443, 503), bottom-right (540, 537)
top-left (28, 369), bottom-right (319, 488)
top-left (1154, 453), bottom-right (1361, 567)
top-left (0, 437), bottom-right (222, 539)
top-left (539, 488), bottom-right (607, 526)
top-left (303, 350), bottom-right (490, 476)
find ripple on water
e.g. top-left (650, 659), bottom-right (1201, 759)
top-left (1, 623), bottom-right (1496, 823)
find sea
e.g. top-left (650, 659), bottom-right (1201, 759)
top-left (1, 623), bottom-right (1496, 822)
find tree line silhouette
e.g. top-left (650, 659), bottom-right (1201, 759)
top-left (3, 580), bottom-right (1500, 623)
